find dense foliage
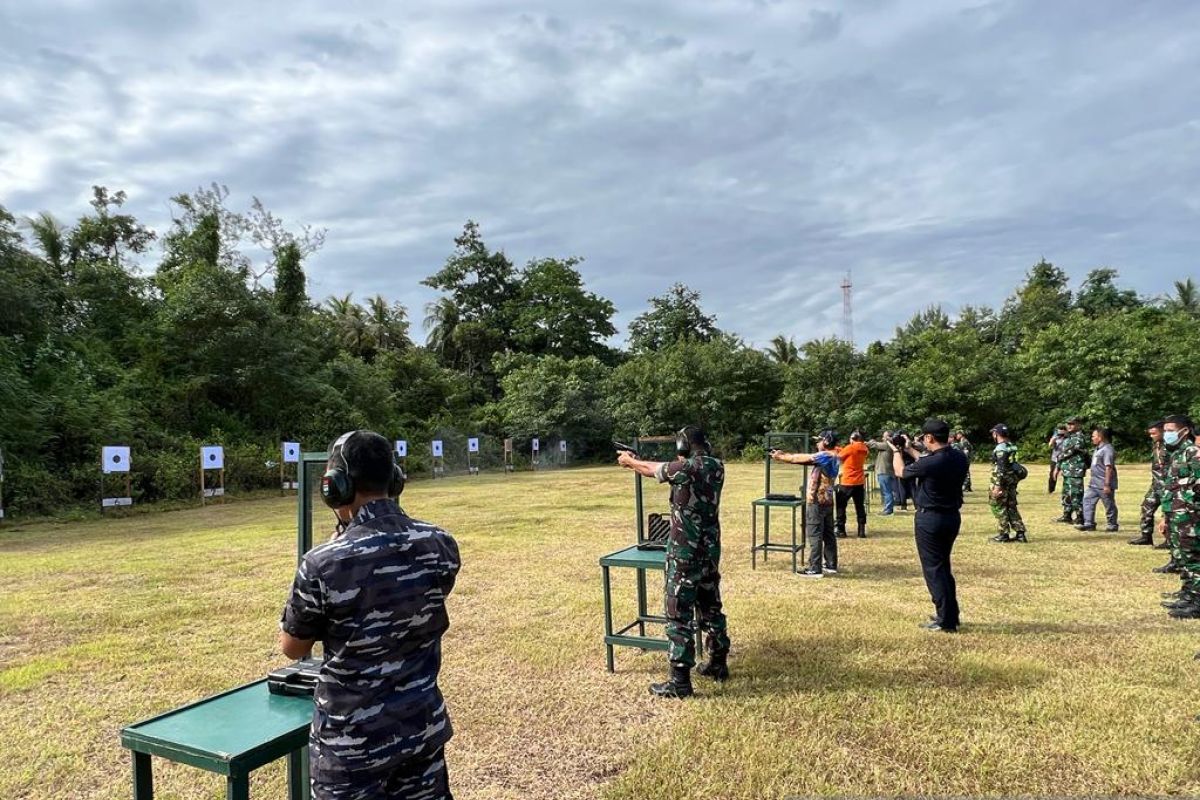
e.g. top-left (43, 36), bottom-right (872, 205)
top-left (1, 186), bottom-right (1197, 515)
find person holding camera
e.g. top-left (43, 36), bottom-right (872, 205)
top-left (891, 419), bottom-right (969, 632)
top-left (771, 429), bottom-right (841, 577)
top-left (279, 430), bottom-right (461, 800)
top-left (988, 424), bottom-right (1028, 543)
top-left (617, 426), bottom-right (731, 698)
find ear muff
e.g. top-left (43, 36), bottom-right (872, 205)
top-left (388, 463), bottom-right (406, 498)
top-left (676, 427), bottom-right (692, 457)
top-left (321, 431), bottom-right (357, 509)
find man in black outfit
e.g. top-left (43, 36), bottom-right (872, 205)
top-left (890, 418), bottom-right (969, 632)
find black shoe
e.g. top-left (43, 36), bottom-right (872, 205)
top-left (1153, 562), bottom-right (1181, 574)
top-left (1163, 598), bottom-right (1195, 609)
top-left (1163, 590), bottom-right (1183, 599)
top-left (1128, 535), bottom-right (1153, 546)
top-left (991, 533), bottom-right (1013, 543)
top-left (696, 655), bottom-right (729, 682)
top-left (857, 523), bottom-right (867, 539)
top-left (1105, 524), bottom-right (1120, 533)
top-left (1169, 605), bottom-right (1200, 620)
top-left (649, 666), bottom-right (694, 698)
top-left (1013, 532), bottom-right (1028, 543)
top-left (920, 620), bottom-right (958, 633)
top-left (798, 568), bottom-right (824, 578)
top-left (823, 566), bottom-right (839, 575)
top-left (1076, 523), bottom-right (1097, 531)
top-left (1155, 541), bottom-right (1171, 550)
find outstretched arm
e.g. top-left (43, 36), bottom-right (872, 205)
top-left (770, 449), bottom-right (815, 465)
top-left (617, 450), bottom-right (665, 478)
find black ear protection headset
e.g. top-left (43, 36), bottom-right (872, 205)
top-left (321, 430), bottom-right (406, 509)
top-left (676, 425), bottom-right (711, 458)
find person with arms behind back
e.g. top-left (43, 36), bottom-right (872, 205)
top-left (279, 430), bottom-right (461, 800)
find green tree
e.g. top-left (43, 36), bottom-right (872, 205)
top-left (766, 335), bottom-right (799, 365)
top-left (510, 257), bottom-right (617, 360)
top-left (273, 241), bottom-right (308, 316)
top-left (627, 283), bottom-right (720, 353)
top-left (1075, 268), bottom-right (1141, 317)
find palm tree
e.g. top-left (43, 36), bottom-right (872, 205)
top-left (423, 297), bottom-right (460, 361)
top-left (1168, 278), bottom-right (1199, 314)
top-left (26, 212), bottom-right (67, 279)
top-left (766, 335), bottom-right (799, 365)
top-left (326, 294), bottom-right (368, 355)
top-left (366, 295), bottom-right (411, 354)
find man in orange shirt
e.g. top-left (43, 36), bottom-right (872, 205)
top-left (836, 430), bottom-right (870, 538)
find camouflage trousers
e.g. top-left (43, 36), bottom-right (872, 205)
top-left (312, 747), bottom-right (450, 800)
top-left (665, 545), bottom-right (731, 670)
top-left (963, 469), bottom-right (973, 492)
top-left (1176, 524), bottom-right (1200, 599)
top-left (1060, 473), bottom-right (1084, 515)
top-left (989, 487), bottom-right (1025, 535)
top-left (1140, 486), bottom-right (1162, 538)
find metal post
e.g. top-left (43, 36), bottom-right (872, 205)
top-left (226, 775), bottom-right (250, 800)
top-left (287, 746), bottom-right (310, 800)
top-left (602, 566), bottom-right (614, 672)
top-left (132, 752), bottom-right (154, 800)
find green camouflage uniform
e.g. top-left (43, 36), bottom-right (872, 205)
top-left (1160, 442), bottom-right (1200, 599)
top-left (656, 454), bottom-right (731, 670)
top-left (1058, 430), bottom-right (1088, 519)
top-left (953, 437), bottom-right (974, 491)
top-left (990, 441), bottom-right (1026, 537)
top-left (1140, 440), bottom-right (1169, 542)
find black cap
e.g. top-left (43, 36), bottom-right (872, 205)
top-left (991, 423), bottom-right (1010, 436)
top-left (818, 429), bottom-right (838, 447)
top-left (921, 418), bottom-right (950, 439)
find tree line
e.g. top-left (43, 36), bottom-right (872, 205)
top-left (1, 184), bottom-right (1197, 515)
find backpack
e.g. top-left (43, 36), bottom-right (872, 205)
top-left (1011, 461), bottom-right (1028, 482)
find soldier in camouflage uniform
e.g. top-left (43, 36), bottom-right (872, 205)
top-left (988, 424), bottom-right (1027, 542)
top-left (1131, 421), bottom-right (1167, 547)
top-left (1054, 416), bottom-right (1088, 524)
top-left (618, 425), bottom-right (730, 698)
top-left (280, 431), bottom-right (460, 800)
top-left (1156, 416), bottom-right (1200, 618)
top-left (952, 432), bottom-right (975, 492)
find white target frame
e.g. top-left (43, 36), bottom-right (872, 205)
top-left (280, 442), bottom-right (300, 492)
top-left (467, 437), bottom-right (481, 476)
top-left (100, 446), bottom-right (133, 510)
top-left (431, 440), bottom-right (445, 477)
top-left (200, 445), bottom-right (226, 504)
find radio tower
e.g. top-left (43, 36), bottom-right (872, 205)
top-left (841, 270), bottom-right (854, 346)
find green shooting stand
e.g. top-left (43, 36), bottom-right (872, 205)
top-left (751, 432), bottom-right (810, 573)
top-left (119, 452), bottom-right (333, 799)
top-left (599, 436), bottom-right (702, 672)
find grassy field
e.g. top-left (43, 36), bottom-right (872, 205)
top-left (3, 461), bottom-right (1199, 799)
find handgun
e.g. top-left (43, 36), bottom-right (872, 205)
top-left (613, 440), bottom-right (640, 457)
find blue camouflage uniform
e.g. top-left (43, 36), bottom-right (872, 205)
top-left (282, 498), bottom-right (461, 800)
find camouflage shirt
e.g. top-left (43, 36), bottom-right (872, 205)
top-left (656, 455), bottom-right (724, 556)
top-left (1150, 440), bottom-right (1170, 490)
top-left (991, 441), bottom-right (1021, 488)
top-left (952, 438), bottom-right (973, 459)
top-left (281, 498), bottom-right (461, 778)
top-left (1057, 431), bottom-right (1088, 478)
top-left (1160, 442), bottom-right (1200, 528)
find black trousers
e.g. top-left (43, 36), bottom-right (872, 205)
top-left (914, 509), bottom-right (960, 629)
top-left (836, 484), bottom-right (867, 531)
top-left (897, 477), bottom-right (916, 509)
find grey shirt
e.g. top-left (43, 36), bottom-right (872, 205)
top-left (867, 440), bottom-right (894, 476)
top-left (1088, 443), bottom-right (1117, 490)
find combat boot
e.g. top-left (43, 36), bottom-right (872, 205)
top-left (1162, 597), bottom-right (1195, 609)
top-left (1163, 590), bottom-right (1183, 599)
top-left (1013, 532), bottom-right (1028, 543)
top-left (696, 654), bottom-right (730, 682)
top-left (1053, 514), bottom-right (1073, 524)
top-left (1075, 523), bottom-right (1097, 531)
top-left (857, 522), bottom-right (867, 539)
top-left (1155, 540), bottom-right (1171, 550)
top-left (649, 665), bottom-right (694, 698)
top-left (1153, 560), bottom-right (1180, 574)
top-left (1128, 534), bottom-right (1153, 546)
top-left (1168, 603), bottom-right (1200, 620)
top-left (990, 533), bottom-right (1012, 543)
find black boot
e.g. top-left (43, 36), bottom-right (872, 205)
top-left (857, 522), bottom-right (867, 539)
top-left (1169, 603), bottom-right (1200, 619)
top-left (1155, 540), bottom-right (1171, 550)
top-left (1153, 561), bottom-right (1180, 574)
top-left (1053, 513), bottom-right (1073, 524)
top-left (991, 533), bottom-right (1012, 543)
top-left (1013, 532), bottom-right (1028, 543)
top-left (1128, 534), bottom-right (1152, 546)
top-left (696, 654), bottom-right (730, 682)
top-left (649, 665), bottom-right (694, 698)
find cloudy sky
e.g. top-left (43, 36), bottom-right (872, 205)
top-left (2, 0), bottom-right (1198, 347)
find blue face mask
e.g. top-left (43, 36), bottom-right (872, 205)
top-left (1165, 430), bottom-right (1185, 446)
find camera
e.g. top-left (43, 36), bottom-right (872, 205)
top-left (889, 432), bottom-right (909, 449)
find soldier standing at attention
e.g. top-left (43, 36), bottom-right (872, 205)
top-left (618, 426), bottom-right (731, 697)
top-left (1130, 421), bottom-right (1167, 547)
top-left (1157, 416), bottom-right (1200, 619)
top-left (279, 430), bottom-right (461, 800)
top-left (1055, 417), bottom-right (1088, 524)
top-left (1048, 424), bottom-right (1067, 494)
top-left (1077, 426), bottom-right (1119, 532)
top-left (952, 431), bottom-right (975, 492)
top-left (988, 424), bottom-right (1028, 543)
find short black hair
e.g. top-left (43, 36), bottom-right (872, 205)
top-left (921, 418), bottom-right (951, 444)
top-left (1165, 415), bottom-right (1194, 431)
top-left (337, 430), bottom-right (395, 494)
top-left (1149, 420), bottom-right (1164, 430)
top-left (1092, 426), bottom-right (1111, 441)
top-left (850, 429), bottom-right (864, 442)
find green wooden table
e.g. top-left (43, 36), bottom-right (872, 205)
top-left (120, 679), bottom-right (313, 800)
top-left (751, 497), bottom-right (806, 573)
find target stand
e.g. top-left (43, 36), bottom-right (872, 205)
top-left (599, 435), bottom-right (702, 672)
top-left (280, 442), bottom-right (300, 494)
top-left (503, 438), bottom-right (515, 473)
top-left (100, 445), bottom-right (133, 511)
top-left (531, 437), bottom-right (541, 471)
top-left (200, 445), bottom-right (226, 505)
top-left (467, 437), bottom-right (481, 476)
top-left (431, 440), bottom-right (445, 478)
top-left (751, 431), bottom-right (810, 573)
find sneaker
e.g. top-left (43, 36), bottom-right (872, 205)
top-left (798, 568), bottom-right (824, 578)
top-left (1105, 525), bottom-right (1120, 533)
top-left (919, 620), bottom-right (958, 633)
top-left (823, 566), bottom-right (839, 575)
top-left (990, 533), bottom-right (1012, 543)
top-left (1013, 533), bottom-right (1028, 543)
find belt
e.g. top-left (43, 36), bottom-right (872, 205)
top-left (916, 507), bottom-right (959, 514)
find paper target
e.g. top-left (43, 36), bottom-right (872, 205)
top-left (532, 438), bottom-right (540, 452)
top-left (102, 446), bottom-right (131, 474)
top-left (201, 445), bottom-right (225, 470)
top-left (468, 437), bottom-right (480, 453)
top-left (503, 438), bottom-right (513, 453)
top-left (431, 440), bottom-right (443, 457)
top-left (396, 440), bottom-right (408, 458)
top-left (559, 440), bottom-right (568, 452)
top-left (282, 442), bottom-right (300, 463)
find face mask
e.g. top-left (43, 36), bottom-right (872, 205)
top-left (1165, 430), bottom-right (1185, 447)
